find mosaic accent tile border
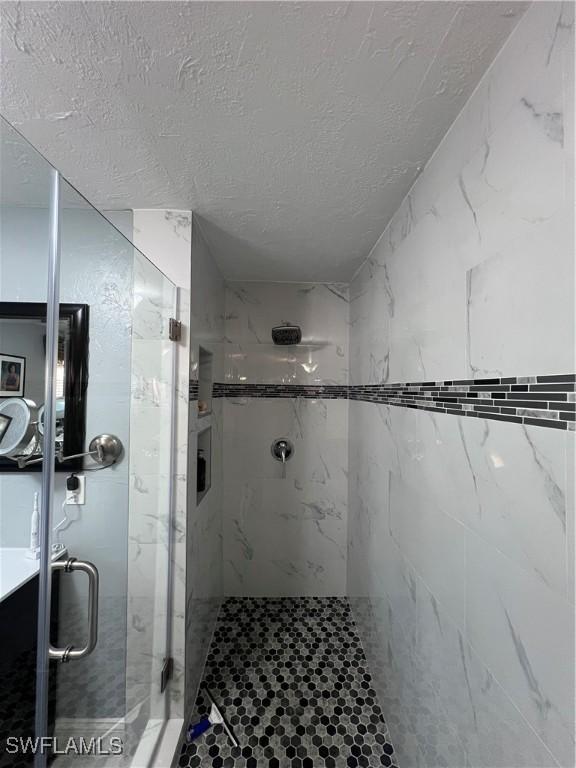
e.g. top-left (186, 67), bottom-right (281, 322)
top-left (188, 375), bottom-right (576, 430)
top-left (348, 373), bottom-right (575, 431)
top-left (178, 597), bottom-right (398, 768)
top-left (189, 379), bottom-right (199, 400)
top-left (213, 383), bottom-right (349, 399)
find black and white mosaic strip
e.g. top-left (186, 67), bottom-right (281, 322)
top-left (187, 374), bottom-right (576, 430)
top-left (179, 597), bottom-right (398, 768)
top-left (189, 379), bottom-right (199, 400)
top-left (348, 373), bottom-right (576, 431)
top-left (213, 383), bottom-right (349, 400)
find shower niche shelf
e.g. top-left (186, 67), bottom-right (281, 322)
top-left (196, 425), bottom-right (211, 505)
top-left (197, 346), bottom-right (213, 418)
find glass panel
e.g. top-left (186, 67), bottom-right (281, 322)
top-left (127, 253), bottom-right (176, 749)
top-left (51, 180), bottom-right (135, 761)
top-left (0, 116), bottom-right (176, 767)
top-left (0, 118), bottom-right (57, 764)
top-left (45, 177), bottom-right (176, 766)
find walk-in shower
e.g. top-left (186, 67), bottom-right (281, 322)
top-left (1, 2), bottom-right (574, 768)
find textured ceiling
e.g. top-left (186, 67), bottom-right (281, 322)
top-left (0, 1), bottom-right (526, 281)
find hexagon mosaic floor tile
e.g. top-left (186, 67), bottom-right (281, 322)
top-left (179, 597), bottom-right (398, 768)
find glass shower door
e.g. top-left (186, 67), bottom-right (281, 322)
top-left (124, 250), bottom-right (178, 760)
top-left (0, 117), bottom-right (58, 768)
top-left (0, 116), bottom-right (177, 768)
top-left (47, 178), bottom-right (137, 765)
top-left (41, 177), bottom-right (177, 766)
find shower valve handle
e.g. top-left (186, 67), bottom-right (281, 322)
top-left (271, 438), bottom-right (294, 463)
top-left (271, 438), bottom-right (294, 478)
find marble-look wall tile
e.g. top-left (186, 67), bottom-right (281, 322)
top-left (349, 1), bottom-right (574, 386)
top-left (466, 531), bottom-right (574, 766)
top-left (377, 405), bottom-right (571, 599)
top-left (223, 398), bottom-right (347, 596)
top-left (225, 282), bottom-right (349, 385)
top-left (348, 5), bottom-right (574, 767)
top-left (349, 404), bottom-right (571, 767)
top-left (350, 592), bottom-right (467, 768)
top-left (349, 260), bottom-right (392, 386)
top-left (126, 252), bottom-right (175, 728)
top-left (133, 210), bottom-right (193, 290)
top-left (185, 217), bottom-right (225, 716)
top-left (389, 471), bottom-right (466, 630)
top-left (466, 230), bottom-right (573, 378)
top-left (567, 432), bottom-right (575, 607)
top-left (170, 286), bottom-right (192, 721)
top-left (460, 418), bottom-right (570, 597)
top-left (132, 210), bottom-right (192, 724)
top-left (223, 280), bottom-right (349, 597)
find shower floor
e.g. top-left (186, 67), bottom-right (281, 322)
top-left (178, 597), bottom-right (398, 768)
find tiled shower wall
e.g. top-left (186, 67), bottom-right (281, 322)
top-left (348, 4), bottom-right (575, 768)
top-left (222, 282), bottom-right (349, 596)
top-left (185, 218), bottom-right (225, 715)
top-left (132, 209), bottom-right (193, 721)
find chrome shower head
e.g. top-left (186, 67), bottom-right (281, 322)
top-left (271, 323), bottom-right (302, 345)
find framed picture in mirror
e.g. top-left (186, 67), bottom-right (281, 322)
top-left (0, 354), bottom-right (25, 397)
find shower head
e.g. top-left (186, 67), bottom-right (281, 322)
top-left (271, 323), bottom-right (302, 346)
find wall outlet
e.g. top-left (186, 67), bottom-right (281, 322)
top-left (65, 474), bottom-right (86, 505)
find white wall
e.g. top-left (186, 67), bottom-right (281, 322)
top-left (223, 282), bottom-right (349, 596)
top-left (348, 4), bottom-right (575, 767)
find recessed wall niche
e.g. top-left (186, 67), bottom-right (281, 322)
top-left (198, 345), bottom-right (213, 417)
top-left (196, 425), bottom-right (211, 505)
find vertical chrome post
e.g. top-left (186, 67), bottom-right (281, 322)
top-left (34, 168), bottom-right (61, 768)
top-left (164, 286), bottom-right (179, 700)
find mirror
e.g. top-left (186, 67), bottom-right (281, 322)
top-left (0, 302), bottom-right (89, 472)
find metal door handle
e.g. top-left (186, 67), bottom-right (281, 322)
top-left (49, 557), bottom-right (99, 663)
